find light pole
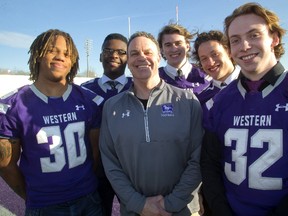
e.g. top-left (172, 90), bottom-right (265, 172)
top-left (85, 39), bottom-right (93, 77)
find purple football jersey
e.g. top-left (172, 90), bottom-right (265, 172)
top-left (201, 82), bottom-right (222, 128)
top-left (209, 72), bottom-right (288, 215)
top-left (0, 84), bottom-right (101, 208)
top-left (159, 65), bottom-right (211, 103)
top-left (81, 77), bottom-right (132, 108)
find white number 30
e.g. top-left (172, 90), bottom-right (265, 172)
top-left (224, 128), bottom-right (283, 190)
top-left (36, 122), bottom-right (87, 173)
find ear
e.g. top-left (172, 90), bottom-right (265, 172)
top-left (160, 48), bottom-right (166, 60)
top-left (271, 32), bottom-right (280, 48)
top-left (99, 53), bottom-right (103, 62)
top-left (157, 53), bottom-right (161, 63)
top-left (186, 42), bottom-right (191, 52)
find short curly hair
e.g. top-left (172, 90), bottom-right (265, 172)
top-left (28, 29), bottom-right (79, 83)
top-left (192, 30), bottom-right (234, 67)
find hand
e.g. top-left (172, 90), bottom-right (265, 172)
top-left (198, 193), bottom-right (205, 216)
top-left (141, 195), bottom-right (171, 216)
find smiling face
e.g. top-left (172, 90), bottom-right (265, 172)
top-left (161, 33), bottom-right (190, 68)
top-left (100, 39), bottom-right (127, 79)
top-left (127, 36), bottom-right (161, 83)
top-left (228, 14), bottom-right (279, 80)
top-left (38, 35), bottom-right (72, 84)
top-left (198, 40), bottom-right (234, 81)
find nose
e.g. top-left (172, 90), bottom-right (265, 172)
top-left (207, 57), bottom-right (215, 65)
top-left (54, 51), bottom-right (66, 61)
top-left (170, 43), bottom-right (179, 50)
top-left (111, 51), bottom-right (119, 57)
top-left (137, 51), bottom-right (148, 60)
top-left (240, 39), bottom-right (251, 51)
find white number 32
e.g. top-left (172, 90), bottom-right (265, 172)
top-left (224, 128), bottom-right (283, 190)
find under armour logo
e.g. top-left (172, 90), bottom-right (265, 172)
top-left (275, 103), bottom-right (288, 112)
top-left (191, 82), bottom-right (200, 87)
top-left (206, 85), bottom-right (215, 91)
top-left (122, 110), bottom-right (130, 118)
top-left (75, 105), bottom-right (85, 110)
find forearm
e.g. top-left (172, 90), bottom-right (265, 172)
top-left (0, 163), bottom-right (26, 199)
top-left (0, 138), bottom-right (12, 167)
top-left (164, 145), bottom-right (202, 213)
top-left (0, 138), bottom-right (26, 199)
top-left (164, 108), bottom-right (203, 213)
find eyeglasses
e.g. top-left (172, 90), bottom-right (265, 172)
top-left (102, 48), bottom-right (127, 56)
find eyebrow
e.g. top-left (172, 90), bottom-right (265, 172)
top-left (229, 27), bottom-right (266, 38)
top-left (163, 40), bottom-right (182, 45)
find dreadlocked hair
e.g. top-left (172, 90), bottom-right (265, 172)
top-left (28, 29), bottom-right (79, 83)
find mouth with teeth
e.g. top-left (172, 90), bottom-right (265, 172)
top-left (240, 53), bottom-right (257, 61)
top-left (208, 64), bottom-right (220, 73)
top-left (169, 53), bottom-right (181, 58)
top-left (137, 65), bottom-right (150, 68)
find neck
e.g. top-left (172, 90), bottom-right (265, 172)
top-left (133, 77), bottom-right (161, 99)
top-left (242, 59), bottom-right (277, 81)
top-left (219, 64), bottom-right (235, 82)
top-left (169, 57), bottom-right (187, 69)
top-left (104, 71), bottom-right (124, 80)
top-left (34, 80), bottom-right (68, 97)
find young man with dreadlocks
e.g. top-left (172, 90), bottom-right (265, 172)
top-left (0, 29), bottom-right (103, 215)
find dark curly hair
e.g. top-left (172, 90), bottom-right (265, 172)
top-left (192, 30), bottom-right (234, 68)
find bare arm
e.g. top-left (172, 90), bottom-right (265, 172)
top-left (0, 138), bottom-right (26, 200)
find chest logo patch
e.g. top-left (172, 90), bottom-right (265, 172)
top-left (161, 104), bottom-right (174, 117)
